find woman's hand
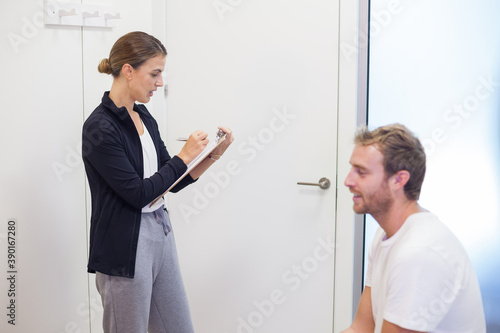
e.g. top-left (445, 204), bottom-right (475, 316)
top-left (186, 126), bottom-right (234, 180)
top-left (177, 130), bottom-right (209, 165)
top-left (210, 126), bottom-right (234, 160)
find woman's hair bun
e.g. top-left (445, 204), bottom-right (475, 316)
top-left (97, 58), bottom-right (112, 75)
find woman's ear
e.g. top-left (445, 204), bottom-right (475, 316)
top-left (121, 64), bottom-right (133, 80)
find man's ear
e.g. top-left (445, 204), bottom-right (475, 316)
top-left (392, 170), bottom-right (410, 191)
top-left (121, 64), bottom-right (133, 80)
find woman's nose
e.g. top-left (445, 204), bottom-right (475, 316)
top-left (156, 75), bottom-right (164, 87)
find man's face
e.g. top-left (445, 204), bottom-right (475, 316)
top-left (344, 144), bottom-right (394, 216)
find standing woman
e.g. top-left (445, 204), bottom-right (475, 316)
top-left (82, 31), bottom-right (233, 333)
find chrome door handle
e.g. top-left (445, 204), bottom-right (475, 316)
top-left (297, 177), bottom-right (331, 190)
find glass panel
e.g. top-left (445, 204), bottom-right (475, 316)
top-left (366, 1), bottom-right (500, 331)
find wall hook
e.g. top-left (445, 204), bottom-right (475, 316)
top-left (82, 10), bottom-right (100, 18)
top-left (104, 12), bottom-right (121, 20)
top-left (59, 8), bottom-right (78, 17)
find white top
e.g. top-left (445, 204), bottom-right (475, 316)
top-left (366, 212), bottom-right (486, 333)
top-left (140, 122), bottom-right (164, 212)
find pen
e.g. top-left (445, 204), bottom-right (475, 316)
top-left (177, 129), bottom-right (225, 142)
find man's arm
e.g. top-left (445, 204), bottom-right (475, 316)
top-left (341, 287), bottom-right (427, 333)
top-left (341, 286), bottom-right (375, 333)
top-left (381, 320), bottom-right (427, 333)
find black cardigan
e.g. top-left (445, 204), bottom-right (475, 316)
top-left (82, 92), bottom-right (194, 278)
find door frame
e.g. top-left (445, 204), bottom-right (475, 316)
top-left (333, 0), bottom-right (369, 331)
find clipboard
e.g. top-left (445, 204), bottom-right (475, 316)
top-left (149, 130), bottom-right (226, 207)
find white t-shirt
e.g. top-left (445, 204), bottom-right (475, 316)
top-left (140, 122), bottom-right (165, 212)
top-left (366, 212), bottom-right (486, 333)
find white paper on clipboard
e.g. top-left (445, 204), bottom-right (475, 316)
top-left (149, 131), bottom-right (226, 207)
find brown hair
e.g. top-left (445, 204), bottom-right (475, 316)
top-left (98, 31), bottom-right (167, 77)
top-left (354, 123), bottom-right (426, 201)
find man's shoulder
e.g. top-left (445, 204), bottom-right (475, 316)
top-left (394, 212), bottom-right (470, 271)
top-left (400, 212), bottom-right (456, 242)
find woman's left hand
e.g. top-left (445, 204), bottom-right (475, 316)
top-left (211, 126), bottom-right (234, 159)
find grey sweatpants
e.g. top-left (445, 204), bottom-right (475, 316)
top-left (96, 208), bottom-right (194, 333)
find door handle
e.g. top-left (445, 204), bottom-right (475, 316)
top-left (297, 177), bottom-right (331, 190)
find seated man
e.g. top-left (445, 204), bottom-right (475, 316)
top-left (342, 124), bottom-right (486, 333)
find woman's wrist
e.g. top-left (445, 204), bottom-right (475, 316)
top-left (208, 153), bottom-right (221, 161)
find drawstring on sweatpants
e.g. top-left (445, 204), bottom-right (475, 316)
top-left (153, 208), bottom-right (171, 236)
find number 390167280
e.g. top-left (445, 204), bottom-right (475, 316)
top-left (7, 220), bottom-right (16, 269)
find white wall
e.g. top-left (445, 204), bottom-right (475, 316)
top-left (1, 2), bottom-right (87, 331)
top-left (0, 0), bottom-right (164, 331)
top-left (365, 0), bottom-right (500, 331)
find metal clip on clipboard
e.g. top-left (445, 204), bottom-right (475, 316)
top-left (215, 129), bottom-right (226, 143)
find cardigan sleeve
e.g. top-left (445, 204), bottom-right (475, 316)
top-left (156, 137), bottom-right (196, 193)
top-left (82, 114), bottom-right (188, 209)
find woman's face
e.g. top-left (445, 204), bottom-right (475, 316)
top-left (128, 55), bottom-right (166, 104)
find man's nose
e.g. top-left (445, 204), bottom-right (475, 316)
top-left (344, 169), bottom-right (354, 188)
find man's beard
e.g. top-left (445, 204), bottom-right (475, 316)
top-left (354, 181), bottom-right (394, 218)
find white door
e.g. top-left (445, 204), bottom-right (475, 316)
top-left (164, 1), bottom-right (339, 332)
